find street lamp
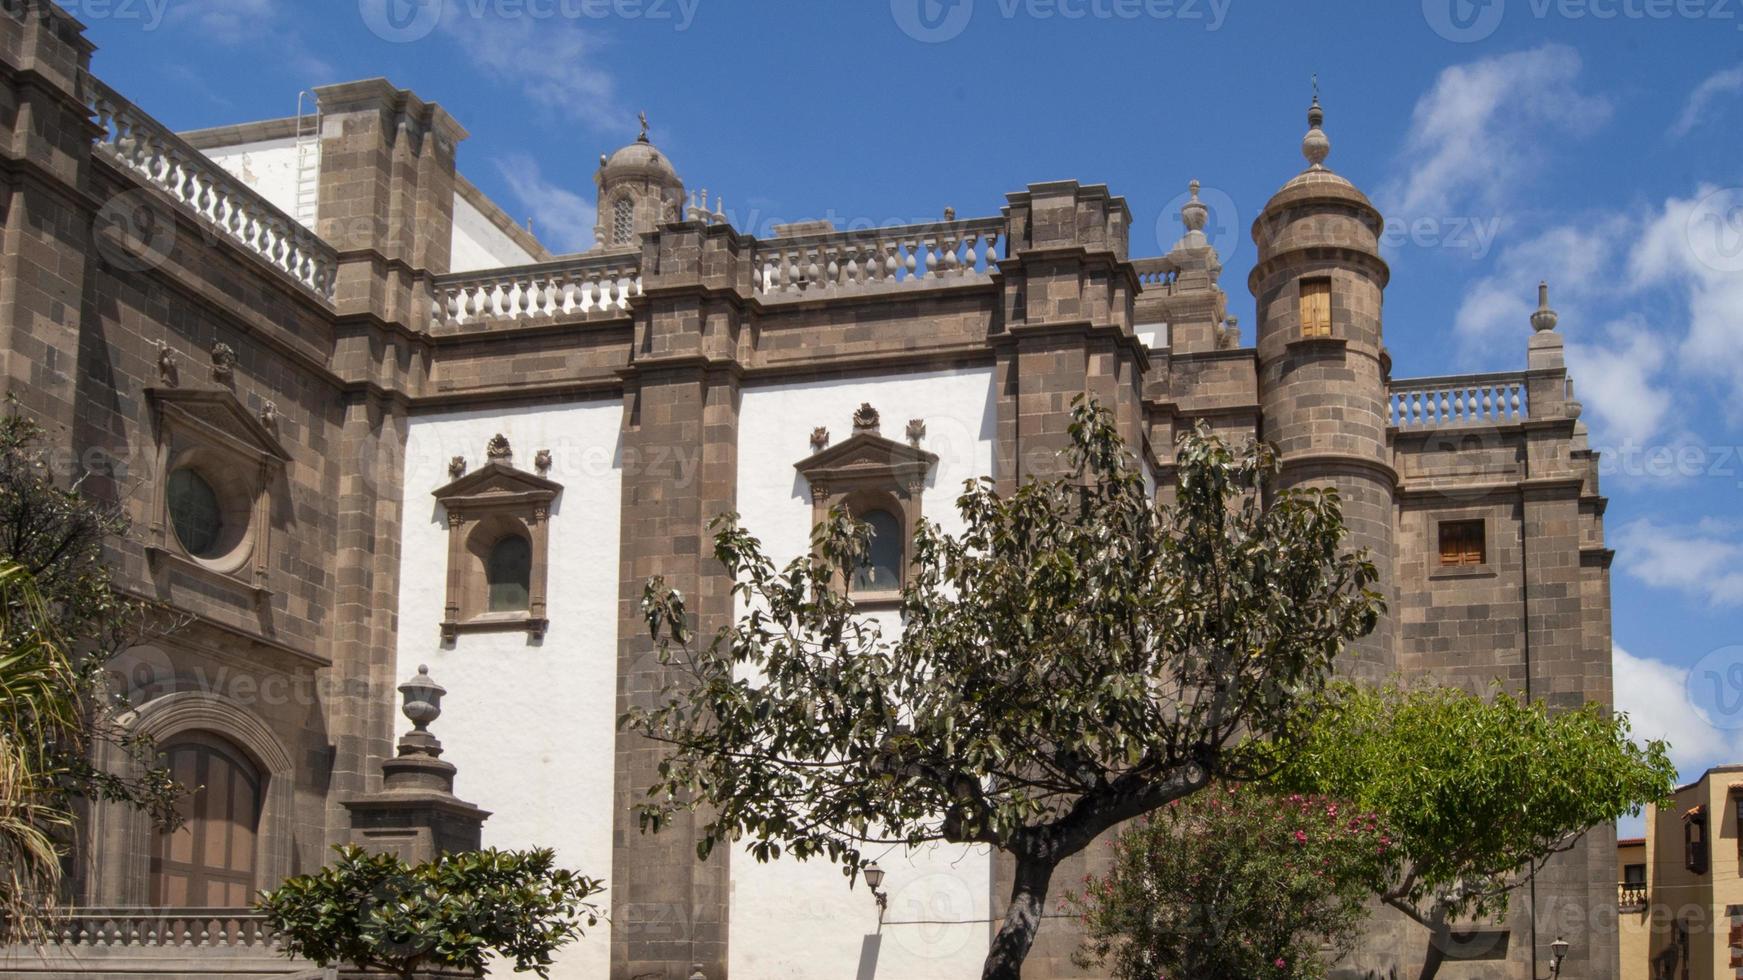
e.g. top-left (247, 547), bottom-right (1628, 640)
top-left (863, 861), bottom-right (889, 931)
top-left (1548, 937), bottom-right (1570, 979)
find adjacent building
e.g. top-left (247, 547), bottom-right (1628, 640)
top-left (0, 2), bottom-right (1619, 977)
top-left (1619, 765), bottom-right (1743, 980)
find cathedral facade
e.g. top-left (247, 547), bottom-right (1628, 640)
top-left (0, 3), bottom-right (1617, 978)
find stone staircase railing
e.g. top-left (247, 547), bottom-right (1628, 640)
top-left (751, 217), bottom-right (1003, 297)
top-left (430, 253), bottom-right (643, 326)
top-left (82, 74), bottom-right (339, 303)
top-left (1389, 372), bottom-right (1530, 428)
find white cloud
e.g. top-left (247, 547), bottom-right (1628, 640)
top-left (1614, 646), bottom-right (1735, 781)
top-left (1452, 220), bottom-right (1625, 341)
top-left (1615, 519), bottom-right (1743, 607)
top-left (168, 0), bottom-right (279, 42)
top-left (1565, 318), bottom-right (1670, 448)
top-left (494, 155), bottom-right (598, 255)
top-left (1629, 187), bottom-right (1743, 417)
top-left (438, 8), bottom-right (619, 130)
top-left (1671, 65), bottom-right (1743, 138)
top-left (1383, 45), bottom-right (1610, 220)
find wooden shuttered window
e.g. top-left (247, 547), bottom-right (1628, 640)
top-left (1299, 278), bottom-right (1332, 338)
top-left (1438, 520), bottom-right (1486, 567)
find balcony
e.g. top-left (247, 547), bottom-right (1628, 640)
top-left (0, 907), bottom-right (309, 976)
top-left (1618, 882), bottom-right (1648, 912)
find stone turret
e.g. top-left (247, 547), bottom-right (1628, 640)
top-left (593, 112), bottom-right (686, 252)
top-left (1248, 95), bottom-right (1396, 677)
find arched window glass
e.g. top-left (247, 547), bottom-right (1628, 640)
top-left (150, 736), bottom-right (261, 908)
top-left (613, 196), bottom-right (636, 245)
top-left (851, 509), bottom-right (904, 593)
top-left (487, 534), bottom-right (532, 612)
top-left (167, 469), bottom-right (224, 557)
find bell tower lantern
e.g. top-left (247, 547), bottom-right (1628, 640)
top-left (593, 112), bottom-right (686, 252)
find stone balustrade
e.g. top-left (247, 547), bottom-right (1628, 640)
top-left (1132, 256), bottom-right (1180, 293)
top-left (432, 255), bottom-right (643, 326)
top-left (45, 908), bottom-right (279, 949)
top-left (1389, 373), bottom-right (1530, 428)
top-left (82, 74), bottom-right (338, 303)
top-left (751, 218), bottom-right (1003, 297)
top-left (1617, 882), bottom-right (1647, 912)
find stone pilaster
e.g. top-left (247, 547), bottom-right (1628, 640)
top-left (0, 1), bottom-right (96, 438)
top-left (314, 78), bottom-right (460, 849)
top-left (612, 218), bottom-right (746, 980)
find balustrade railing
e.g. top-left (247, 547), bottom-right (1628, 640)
top-left (1389, 373), bottom-right (1530, 428)
top-left (1617, 882), bottom-right (1647, 911)
top-left (752, 218), bottom-right (1003, 297)
top-left (1133, 256), bottom-right (1180, 293)
top-left (82, 74), bottom-right (338, 303)
top-left (432, 255), bottom-right (643, 326)
top-left (45, 908), bottom-right (279, 949)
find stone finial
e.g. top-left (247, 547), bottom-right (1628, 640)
top-left (852, 403), bottom-right (881, 435)
top-left (534, 449), bottom-right (553, 474)
top-left (943, 206), bottom-right (956, 222)
top-left (400, 665), bottom-right (445, 734)
top-left (210, 342), bottom-right (236, 383)
top-left (1302, 94), bottom-right (1331, 170)
top-left (155, 341), bottom-right (178, 386)
top-left (449, 456), bottom-right (467, 479)
top-left (1181, 180), bottom-right (1208, 233)
top-left (906, 418), bottom-right (927, 447)
top-left (810, 426), bottom-right (830, 452)
top-left (1219, 315), bottom-right (1241, 349)
top-left (486, 434), bottom-right (512, 462)
top-left (689, 965), bottom-right (707, 980)
top-left (1531, 280), bottom-right (1559, 333)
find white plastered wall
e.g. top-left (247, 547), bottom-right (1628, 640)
top-left (732, 367), bottom-right (1000, 980)
top-left (201, 137), bottom-right (305, 223)
top-left (393, 401), bottom-right (622, 980)
top-left (450, 192), bottom-right (540, 272)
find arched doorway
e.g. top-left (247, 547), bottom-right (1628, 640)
top-left (148, 734), bottom-right (262, 907)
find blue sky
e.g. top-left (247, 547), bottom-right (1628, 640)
top-left (79, 0), bottom-right (1743, 789)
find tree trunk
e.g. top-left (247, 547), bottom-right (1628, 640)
top-left (1416, 911), bottom-right (1451, 980)
top-left (982, 855), bottom-right (1056, 980)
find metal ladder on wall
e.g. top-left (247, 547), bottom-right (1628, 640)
top-left (293, 91), bottom-right (321, 230)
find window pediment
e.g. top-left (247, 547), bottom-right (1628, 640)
top-left (794, 432), bottom-right (938, 492)
top-left (146, 387), bottom-right (290, 465)
top-left (432, 462), bottom-right (562, 512)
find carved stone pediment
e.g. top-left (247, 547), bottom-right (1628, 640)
top-left (432, 461), bottom-right (562, 511)
top-left (146, 387), bottom-right (291, 463)
top-left (794, 431), bottom-right (938, 492)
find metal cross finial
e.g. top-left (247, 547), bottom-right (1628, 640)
top-left (1312, 73), bottom-right (1320, 104)
top-left (638, 110), bottom-right (650, 142)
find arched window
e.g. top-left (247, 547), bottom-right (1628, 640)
top-left (851, 509), bottom-right (905, 594)
top-left (612, 196), bottom-right (636, 245)
top-left (150, 735), bottom-right (261, 908)
top-left (486, 534), bottom-right (532, 612)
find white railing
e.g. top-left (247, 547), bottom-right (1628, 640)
top-left (432, 255), bottom-right (643, 326)
top-left (45, 907), bottom-right (280, 949)
top-left (752, 218), bottom-right (1003, 297)
top-left (1390, 373), bottom-right (1530, 428)
top-left (83, 75), bottom-right (338, 303)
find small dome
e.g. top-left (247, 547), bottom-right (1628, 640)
top-left (1259, 97), bottom-right (1376, 215)
top-left (600, 137), bottom-right (679, 184)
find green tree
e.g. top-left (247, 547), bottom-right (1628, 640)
top-left (0, 406), bottom-right (180, 940)
top-left (258, 845), bottom-right (604, 980)
top-left (1280, 682), bottom-right (1677, 978)
top-left (626, 400), bottom-right (1382, 980)
top-left (1070, 784), bottom-right (1393, 980)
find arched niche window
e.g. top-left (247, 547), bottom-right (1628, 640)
top-left (150, 734), bottom-right (262, 908)
top-left (850, 506), bottom-right (905, 596)
top-left (433, 444), bottom-right (561, 641)
top-left (486, 533), bottom-right (532, 612)
top-left (795, 405), bottom-right (937, 608)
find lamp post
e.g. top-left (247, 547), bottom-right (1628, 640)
top-left (1548, 937), bottom-right (1570, 979)
top-left (863, 861), bottom-right (889, 932)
